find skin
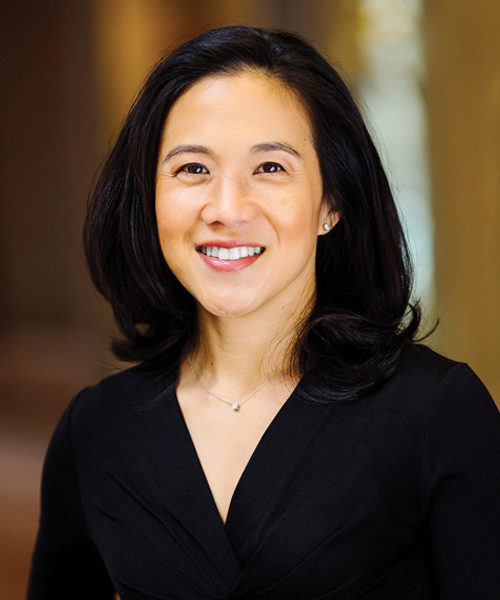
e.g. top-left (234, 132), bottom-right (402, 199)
top-left (155, 69), bottom-right (338, 392)
top-left (155, 69), bottom-right (340, 525)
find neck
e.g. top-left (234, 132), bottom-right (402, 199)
top-left (187, 286), bottom-right (314, 396)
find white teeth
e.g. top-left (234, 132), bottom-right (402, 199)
top-left (198, 245), bottom-right (264, 260)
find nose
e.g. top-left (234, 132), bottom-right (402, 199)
top-left (200, 172), bottom-right (257, 229)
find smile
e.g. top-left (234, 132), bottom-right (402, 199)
top-left (196, 244), bottom-right (266, 272)
top-left (198, 245), bottom-right (265, 260)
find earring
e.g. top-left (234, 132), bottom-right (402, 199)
top-left (323, 223), bottom-right (330, 231)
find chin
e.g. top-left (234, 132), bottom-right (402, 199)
top-left (199, 295), bottom-right (260, 319)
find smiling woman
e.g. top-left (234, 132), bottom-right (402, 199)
top-left (155, 71), bottom-right (329, 320)
top-left (27, 25), bottom-right (500, 600)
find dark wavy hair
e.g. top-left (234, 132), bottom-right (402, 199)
top-left (84, 25), bottom-right (431, 402)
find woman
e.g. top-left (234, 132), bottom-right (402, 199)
top-left (27, 25), bottom-right (500, 600)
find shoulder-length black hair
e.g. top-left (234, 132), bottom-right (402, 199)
top-left (84, 25), bottom-right (429, 402)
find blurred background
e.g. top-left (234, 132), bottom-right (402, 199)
top-left (0, 1), bottom-right (498, 597)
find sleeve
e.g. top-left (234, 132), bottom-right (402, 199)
top-left (420, 363), bottom-right (500, 600)
top-left (26, 389), bottom-right (116, 599)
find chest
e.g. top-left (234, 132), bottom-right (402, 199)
top-left (79, 388), bottom-right (427, 599)
top-left (176, 393), bottom-right (286, 525)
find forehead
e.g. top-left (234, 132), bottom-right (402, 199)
top-left (159, 70), bottom-right (315, 150)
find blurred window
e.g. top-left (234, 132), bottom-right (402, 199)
top-left (358, 0), bottom-right (434, 309)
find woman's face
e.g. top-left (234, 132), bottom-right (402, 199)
top-left (155, 70), bottom-right (332, 321)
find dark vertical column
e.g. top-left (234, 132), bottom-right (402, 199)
top-left (0, 1), bottom-right (98, 324)
top-left (0, 0), bottom-right (113, 427)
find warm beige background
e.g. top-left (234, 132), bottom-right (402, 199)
top-left (0, 1), bottom-right (498, 598)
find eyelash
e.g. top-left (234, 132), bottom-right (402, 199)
top-left (176, 163), bottom-right (208, 175)
top-left (254, 161), bottom-right (286, 174)
top-left (175, 161), bottom-right (286, 176)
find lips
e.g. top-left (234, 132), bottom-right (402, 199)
top-left (197, 245), bottom-right (264, 260)
top-left (195, 241), bottom-right (266, 272)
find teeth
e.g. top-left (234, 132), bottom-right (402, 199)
top-left (198, 245), bottom-right (264, 260)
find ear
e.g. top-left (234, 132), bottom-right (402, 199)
top-left (317, 200), bottom-right (340, 236)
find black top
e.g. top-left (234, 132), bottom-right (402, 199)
top-left (27, 344), bottom-right (500, 600)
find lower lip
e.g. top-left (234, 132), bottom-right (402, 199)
top-left (198, 251), bottom-right (264, 272)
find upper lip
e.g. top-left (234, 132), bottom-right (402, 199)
top-left (196, 240), bottom-right (265, 249)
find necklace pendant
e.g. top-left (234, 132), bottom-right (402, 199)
top-left (231, 402), bottom-right (240, 412)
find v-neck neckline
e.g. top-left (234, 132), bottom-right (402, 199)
top-left (170, 372), bottom-right (304, 531)
top-left (128, 364), bottom-right (333, 589)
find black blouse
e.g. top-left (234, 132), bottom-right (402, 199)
top-left (27, 344), bottom-right (500, 599)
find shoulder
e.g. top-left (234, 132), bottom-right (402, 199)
top-left (385, 342), bottom-right (492, 404)
top-left (41, 362), bottom-right (177, 487)
top-left (395, 342), bottom-right (461, 385)
top-left (67, 361), bottom-right (178, 433)
top-left (414, 347), bottom-right (500, 521)
top-left (364, 343), bottom-right (498, 435)
top-left (368, 343), bottom-right (460, 412)
top-left (353, 344), bottom-right (499, 521)
top-left (386, 343), bottom-right (499, 439)
top-left (397, 342), bottom-right (494, 400)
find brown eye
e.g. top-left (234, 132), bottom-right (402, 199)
top-left (178, 163), bottom-right (209, 175)
top-left (254, 162), bottom-right (286, 174)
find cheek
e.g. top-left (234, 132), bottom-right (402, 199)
top-left (156, 193), bottom-right (190, 243)
top-left (155, 210), bottom-right (185, 277)
top-left (155, 195), bottom-right (200, 286)
top-left (275, 194), bottom-right (322, 244)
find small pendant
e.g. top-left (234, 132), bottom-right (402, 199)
top-left (231, 402), bottom-right (240, 412)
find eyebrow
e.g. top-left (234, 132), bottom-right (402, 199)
top-left (161, 141), bottom-right (302, 163)
top-left (250, 141), bottom-right (302, 159)
top-left (162, 144), bottom-right (215, 163)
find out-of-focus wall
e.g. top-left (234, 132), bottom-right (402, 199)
top-left (423, 0), bottom-right (500, 397)
top-left (0, 1), bottom-right (498, 598)
top-left (93, 0), bottom-right (360, 145)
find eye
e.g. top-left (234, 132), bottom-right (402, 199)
top-left (176, 163), bottom-right (209, 175)
top-left (254, 161), bottom-right (286, 174)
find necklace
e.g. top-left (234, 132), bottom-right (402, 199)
top-left (187, 354), bottom-right (289, 412)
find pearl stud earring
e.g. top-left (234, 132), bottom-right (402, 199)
top-left (323, 223), bottom-right (331, 231)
